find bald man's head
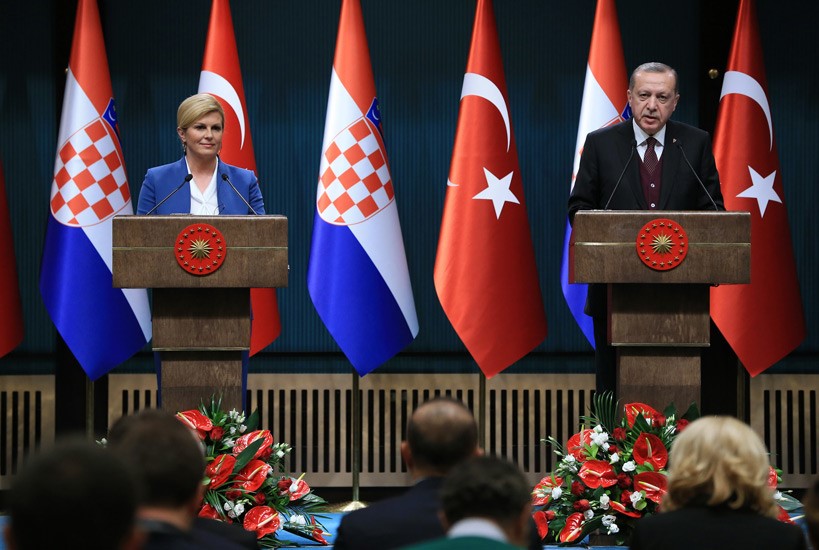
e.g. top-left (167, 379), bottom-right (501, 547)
top-left (405, 397), bottom-right (478, 475)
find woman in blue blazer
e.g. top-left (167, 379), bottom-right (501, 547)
top-left (137, 94), bottom-right (265, 405)
top-left (137, 93), bottom-right (264, 216)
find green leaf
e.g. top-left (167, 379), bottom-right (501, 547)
top-left (681, 401), bottom-right (700, 421)
top-left (245, 408), bottom-right (260, 431)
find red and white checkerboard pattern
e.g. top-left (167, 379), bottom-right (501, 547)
top-left (50, 118), bottom-right (130, 227)
top-left (317, 118), bottom-right (393, 226)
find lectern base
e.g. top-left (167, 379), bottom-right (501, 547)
top-left (160, 350), bottom-right (243, 413)
top-left (617, 347), bottom-right (701, 412)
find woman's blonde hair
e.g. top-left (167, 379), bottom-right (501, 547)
top-left (662, 416), bottom-right (778, 517)
top-left (176, 93), bottom-right (224, 130)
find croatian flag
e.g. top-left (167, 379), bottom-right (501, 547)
top-left (307, 0), bottom-right (418, 376)
top-left (40, 0), bottom-right (151, 380)
top-left (560, 0), bottom-right (629, 347)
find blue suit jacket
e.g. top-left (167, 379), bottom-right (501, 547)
top-left (137, 157), bottom-right (265, 215)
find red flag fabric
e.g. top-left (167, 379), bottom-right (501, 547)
top-left (198, 0), bottom-right (281, 355)
top-left (711, 0), bottom-right (805, 376)
top-left (0, 157), bottom-right (24, 358)
top-left (434, 0), bottom-right (547, 378)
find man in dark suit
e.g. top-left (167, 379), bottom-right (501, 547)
top-left (568, 62), bottom-right (724, 396)
top-left (333, 397), bottom-right (479, 550)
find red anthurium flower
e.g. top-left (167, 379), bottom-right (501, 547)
top-left (578, 460), bottom-right (617, 488)
top-left (532, 511), bottom-right (549, 539)
top-left (176, 410), bottom-right (213, 439)
top-left (623, 402), bottom-right (661, 428)
top-left (632, 433), bottom-right (668, 470)
top-left (282, 477), bottom-right (310, 501)
top-left (767, 466), bottom-right (779, 489)
top-left (233, 430), bottom-right (274, 459)
top-left (532, 476), bottom-right (563, 506)
top-left (566, 429), bottom-right (594, 461)
top-left (776, 505), bottom-right (793, 524)
top-left (233, 459), bottom-right (272, 493)
top-left (609, 500), bottom-right (642, 518)
top-left (242, 506), bottom-right (280, 539)
top-left (633, 471), bottom-right (668, 503)
top-left (558, 512), bottom-right (584, 543)
top-left (310, 517), bottom-right (328, 544)
top-left (198, 503), bottom-right (220, 520)
top-left (205, 454), bottom-right (236, 489)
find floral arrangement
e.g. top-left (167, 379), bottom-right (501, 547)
top-left (530, 393), bottom-right (800, 546)
top-left (177, 398), bottom-right (329, 547)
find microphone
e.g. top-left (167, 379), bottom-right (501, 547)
top-left (674, 139), bottom-right (720, 211)
top-left (145, 174), bottom-right (193, 215)
top-left (220, 173), bottom-right (259, 215)
top-left (603, 140), bottom-right (636, 210)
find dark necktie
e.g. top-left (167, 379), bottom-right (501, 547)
top-left (644, 137), bottom-right (659, 174)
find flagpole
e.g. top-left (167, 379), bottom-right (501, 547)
top-left (478, 372), bottom-right (486, 450)
top-left (330, 372), bottom-right (367, 512)
top-left (85, 378), bottom-right (94, 439)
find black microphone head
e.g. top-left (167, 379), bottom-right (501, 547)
top-left (221, 173), bottom-right (228, 181)
top-left (184, 173), bottom-right (193, 182)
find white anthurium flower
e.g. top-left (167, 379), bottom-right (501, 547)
top-left (601, 514), bottom-right (616, 526)
top-left (602, 442), bottom-right (610, 451)
top-left (584, 509), bottom-right (594, 520)
top-left (238, 425), bottom-right (247, 433)
top-left (608, 523), bottom-right (620, 535)
top-left (564, 454), bottom-right (576, 464)
top-left (276, 449), bottom-right (286, 458)
top-left (622, 461), bottom-right (636, 472)
top-left (290, 515), bottom-right (307, 525)
top-left (551, 487), bottom-right (563, 500)
top-left (599, 494), bottom-right (611, 510)
top-left (630, 491), bottom-right (644, 505)
top-left (609, 452), bottom-right (620, 464)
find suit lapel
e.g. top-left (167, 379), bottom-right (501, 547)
top-left (659, 121), bottom-right (682, 209)
top-left (167, 157), bottom-right (192, 213)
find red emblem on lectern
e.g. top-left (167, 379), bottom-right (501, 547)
top-left (175, 223), bottom-right (226, 276)
top-left (637, 218), bottom-right (688, 271)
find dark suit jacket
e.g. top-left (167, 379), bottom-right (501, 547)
top-left (333, 477), bottom-right (541, 550)
top-left (137, 157), bottom-right (265, 215)
top-left (402, 535), bottom-right (523, 549)
top-left (568, 119), bottom-right (724, 317)
top-left (333, 477), bottom-right (446, 550)
top-left (629, 505), bottom-right (808, 550)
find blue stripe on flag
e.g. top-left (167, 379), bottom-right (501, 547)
top-left (560, 217), bottom-right (595, 348)
top-left (40, 218), bottom-right (148, 379)
top-left (307, 216), bottom-right (414, 375)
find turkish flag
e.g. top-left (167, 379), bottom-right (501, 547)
top-left (0, 157), bottom-right (24, 358)
top-left (711, 0), bottom-right (805, 376)
top-left (198, 0), bottom-right (281, 355)
top-left (434, 0), bottom-right (547, 378)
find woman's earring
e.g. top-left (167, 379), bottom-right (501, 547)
top-left (182, 141), bottom-right (187, 154)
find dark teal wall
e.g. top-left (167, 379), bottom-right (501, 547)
top-left (1, 1), bottom-right (816, 372)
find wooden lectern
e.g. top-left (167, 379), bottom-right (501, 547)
top-left (112, 215), bottom-right (287, 413)
top-left (569, 211), bottom-right (749, 410)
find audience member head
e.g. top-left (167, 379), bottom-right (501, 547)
top-left (663, 415), bottom-right (778, 518)
top-left (402, 396), bottom-right (479, 477)
top-left (108, 409), bottom-right (206, 515)
top-left (803, 477), bottom-right (819, 549)
top-left (4, 438), bottom-right (140, 550)
top-left (439, 455), bottom-right (532, 546)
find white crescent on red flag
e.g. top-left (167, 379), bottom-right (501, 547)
top-left (434, 0), bottom-right (546, 378)
top-left (198, 0), bottom-right (281, 355)
top-left (711, 0), bottom-right (805, 376)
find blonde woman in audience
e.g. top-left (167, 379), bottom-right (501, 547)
top-left (630, 416), bottom-right (807, 550)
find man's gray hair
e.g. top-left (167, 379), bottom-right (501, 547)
top-left (629, 62), bottom-right (679, 93)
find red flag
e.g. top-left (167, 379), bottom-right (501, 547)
top-left (434, 0), bottom-right (547, 378)
top-left (198, 0), bottom-right (281, 355)
top-left (711, 0), bottom-right (805, 376)
top-left (0, 157), bottom-right (24, 358)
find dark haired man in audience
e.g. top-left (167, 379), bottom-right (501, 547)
top-left (334, 397), bottom-right (542, 550)
top-left (404, 456), bottom-right (533, 549)
top-left (108, 409), bottom-right (256, 549)
top-left (4, 438), bottom-right (142, 550)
